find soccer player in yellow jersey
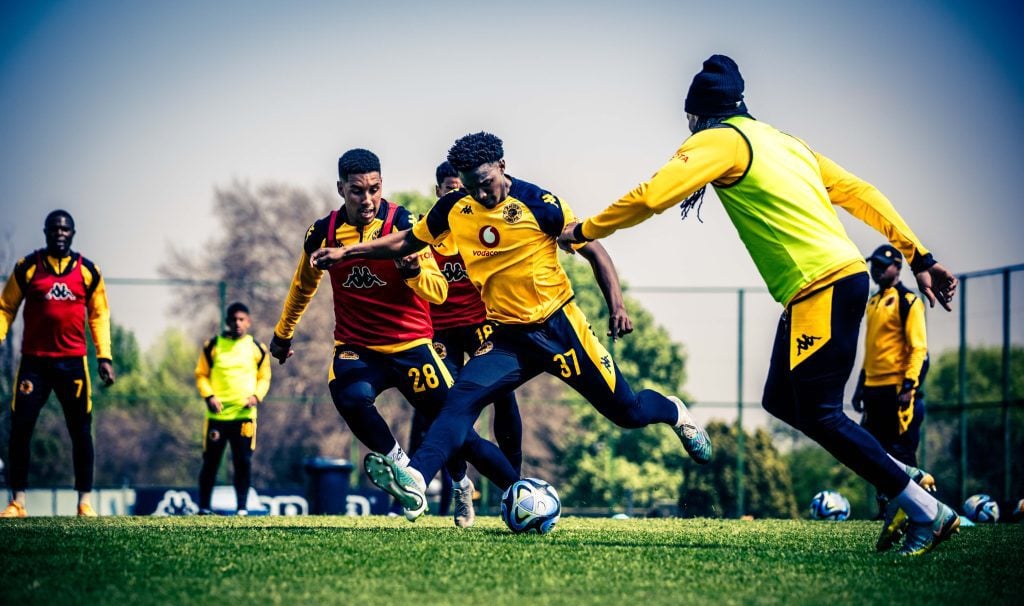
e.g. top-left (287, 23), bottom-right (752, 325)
top-left (558, 55), bottom-right (959, 556)
top-left (311, 132), bottom-right (712, 522)
top-left (0, 210), bottom-right (115, 518)
top-left (853, 245), bottom-right (929, 468)
top-left (194, 302), bottom-right (271, 515)
top-left (271, 149), bottom-right (518, 521)
top-left (853, 245), bottom-right (932, 518)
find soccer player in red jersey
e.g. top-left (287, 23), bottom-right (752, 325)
top-left (270, 149), bottom-right (516, 520)
top-left (311, 133), bottom-right (711, 522)
top-left (0, 210), bottom-right (116, 518)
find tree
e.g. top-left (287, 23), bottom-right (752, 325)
top-left (922, 346), bottom-right (1024, 502)
top-left (158, 181), bottom-right (375, 487)
top-left (552, 254), bottom-right (695, 511)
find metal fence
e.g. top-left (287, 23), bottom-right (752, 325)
top-left (3, 263), bottom-right (1022, 513)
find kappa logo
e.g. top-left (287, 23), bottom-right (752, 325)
top-left (502, 202), bottom-right (523, 224)
top-left (432, 341), bottom-right (447, 360)
top-left (18, 379), bottom-right (33, 395)
top-left (441, 262), bottom-right (468, 283)
top-left (337, 350), bottom-right (360, 360)
top-left (460, 205), bottom-right (473, 215)
top-left (474, 341), bottom-right (494, 356)
top-left (541, 193), bottom-right (559, 205)
top-left (342, 266), bottom-right (387, 288)
top-left (600, 355), bottom-right (612, 371)
top-left (479, 225), bottom-right (500, 248)
top-left (795, 333), bottom-right (821, 356)
top-left (45, 282), bottom-right (76, 301)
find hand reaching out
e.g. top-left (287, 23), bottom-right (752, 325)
top-left (915, 263), bottom-right (958, 312)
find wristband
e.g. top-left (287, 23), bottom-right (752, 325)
top-left (909, 251), bottom-right (936, 274)
top-left (572, 222), bottom-right (593, 243)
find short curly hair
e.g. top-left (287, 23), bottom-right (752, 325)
top-left (44, 209), bottom-right (75, 229)
top-left (338, 148), bottom-right (381, 180)
top-left (435, 161), bottom-right (459, 186)
top-left (446, 132), bottom-right (503, 172)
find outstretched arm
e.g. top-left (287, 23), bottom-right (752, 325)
top-left (576, 241), bottom-right (632, 341)
top-left (816, 151), bottom-right (958, 310)
top-left (310, 228), bottom-right (428, 269)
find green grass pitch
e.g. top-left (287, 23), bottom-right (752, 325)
top-left (2, 515), bottom-right (1020, 605)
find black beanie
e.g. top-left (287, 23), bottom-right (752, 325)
top-left (684, 54), bottom-right (747, 118)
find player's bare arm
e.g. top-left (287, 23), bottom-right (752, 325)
top-left (310, 229), bottom-right (428, 269)
top-left (577, 241), bottom-right (633, 341)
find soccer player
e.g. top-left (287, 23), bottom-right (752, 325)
top-left (854, 245), bottom-right (929, 466)
top-left (0, 210), bottom-right (116, 518)
top-left (310, 132), bottom-right (711, 522)
top-left (557, 55), bottom-right (960, 556)
top-left (407, 161), bottom-right (525, 527)
top-left (270, 148), bottom-right (516, 520)
top-left (195, 302), bottom-right (271, 515)
top-left (853, 245), bottom-right (932, 516)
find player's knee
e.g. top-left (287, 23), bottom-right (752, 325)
top-left (331, 382), bottom-right (375, 412)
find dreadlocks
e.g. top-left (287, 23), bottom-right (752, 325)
top-left (678, 112), bottom-right (754, 222)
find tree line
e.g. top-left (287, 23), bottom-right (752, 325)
top-left (1, 182), bottom-right (1019, 517)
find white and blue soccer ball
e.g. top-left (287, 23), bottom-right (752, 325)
top-left (809, 490), bottom-right (851, 521)
top-left (963, 493), bottom-right (1000, 523)
top-left (500, 478), bottom-right (561, 534)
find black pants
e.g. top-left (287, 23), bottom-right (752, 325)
top-left (761, 272), bottom-right (911, 498)
top-left (199, 418), bottom-right (255, 511)
top-left (8, 355), bottom-right (93, 492)
top-left (861, 384), bottom-right (924, 467)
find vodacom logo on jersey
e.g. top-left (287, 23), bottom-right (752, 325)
top-left (479, 225), bottom-right (500, 248)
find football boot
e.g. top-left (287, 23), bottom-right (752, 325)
top-left (453, 477), bottom-right (477, 529)
top-left (364, 453), bottom-right (426, 521)
top-left (898, 502), bottom-right (960, 556)
top-left (669, 396), bottom-right (712, 464)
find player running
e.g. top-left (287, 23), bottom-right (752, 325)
top-left (270, 148), bottom-right (516, 519)
top-left (557, 54), bottom-right (959, 556)
top-left (407, 161), bottom-right (525, 527)
top-left (0, 210), bottom-right (116, 518)
top-left (310, 132), bottom-right (711, 522)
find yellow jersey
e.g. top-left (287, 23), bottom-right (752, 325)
top-left (412, 177), bottom-right (577, 324)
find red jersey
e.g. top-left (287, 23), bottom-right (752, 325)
top-left (18, 251), bottom-right (98, 357)
top-left (323, 202), bottom-right (434, 346)
top-left (430, 247), bottom-right (486, 330)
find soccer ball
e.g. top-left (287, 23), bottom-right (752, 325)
top-left (500, 478), bottom-right (561, 534)
top-left (963, 494), bottom-right (1000, 523)
top-left (809, 490), bottom-right (850, 521)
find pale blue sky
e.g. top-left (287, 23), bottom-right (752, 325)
top-left (1, 0), bottom-right (1021, 416)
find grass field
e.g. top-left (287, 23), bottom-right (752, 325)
top-left (2, 515), bottom-right (1020, 605)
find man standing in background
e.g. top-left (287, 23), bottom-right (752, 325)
top-left (195, 302), bottom-right (271, 515)
top-left (0, 210), bottom-right (116, 518)
top-left (853, 245), bottom-right (932, 515)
